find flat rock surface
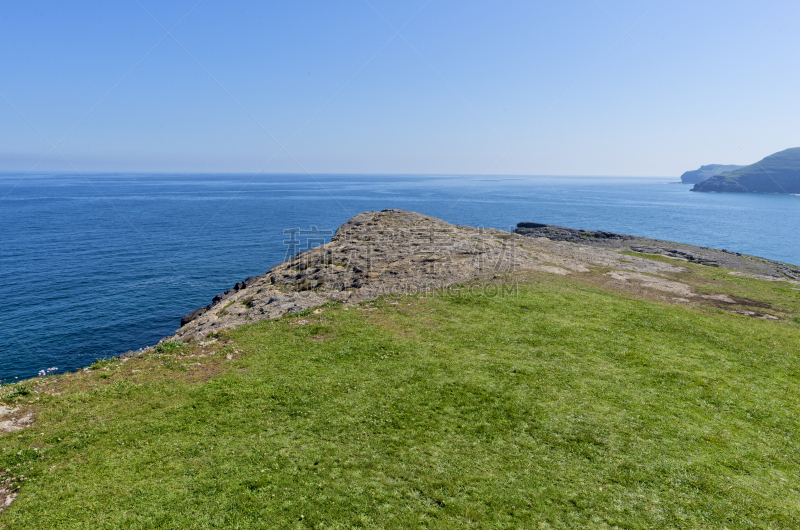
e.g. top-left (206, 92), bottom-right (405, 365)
top-left (0, 405), bottom-right (33, 434)
top-left (0, 489), bottom-right (16, 514)
top-left (514, 223), bottom-right (800, 279)
top-left (169, 210), bottom-right (798, 342)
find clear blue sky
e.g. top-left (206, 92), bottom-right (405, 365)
top-left (1, 0), bottom-right (798, 176)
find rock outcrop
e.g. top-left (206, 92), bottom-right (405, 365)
top-left (514, 224), bottom-right (635, 244)
top-left (0, 405), bottom-right (33, 434)
top-left (171, 210), bottom-right (687, 341)
top-left (513, 222), bottom-right (800, 277)
top-left (166, 210), bottom-right (799, 343)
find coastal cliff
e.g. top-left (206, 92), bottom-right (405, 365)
top-left (693, 147), bottom-right (800, 193)
top-left (680, 164), bottom-right (743, 184)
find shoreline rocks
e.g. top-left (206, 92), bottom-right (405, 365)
top-left (513, 222), bottom-right (798, 278)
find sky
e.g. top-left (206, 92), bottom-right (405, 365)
top-left (1, 0), bottom-right (798, 176)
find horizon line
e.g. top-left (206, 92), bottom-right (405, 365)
top-left (0, 170), bottom-right (677, 179)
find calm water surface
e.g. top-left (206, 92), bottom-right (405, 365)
top-left (2, 173), bottom-right (798, 381)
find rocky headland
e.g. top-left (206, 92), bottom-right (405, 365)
top-left (680, 164), bottom-right (744, 184)
top-left (5, 209), bottom-right (800, 523)
top-left (692, 147), bottom-right (800, 193)
top-left (162, 210), bottom-right (799, 346)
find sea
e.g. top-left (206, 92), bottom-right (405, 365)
top-left (2, 173), bottom-right (799, 382)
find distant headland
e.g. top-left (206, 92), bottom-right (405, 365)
top-left (683, 147), bottom-right (800, 194)
top-left (680, 164), bottom-right (744, 184)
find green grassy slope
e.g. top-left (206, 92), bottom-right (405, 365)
top-left (693, 147), bottom-right (800, 193)
top-left (2, 274), bottom-right (800, 529)
top-left (679, 164), bottom-right (743, 184)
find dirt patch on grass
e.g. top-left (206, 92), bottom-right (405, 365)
top-left (598, 270), bottom-right (781, 319)
top-left (701, 293), bottom-right (773, 310)
top-left (363, 304), bottom-right (429, 340)
top-left (26, 345), bottom-right (234, 401)
top-left (0, 405), bottom-right (34, 434)
top-left (179, 356), bottom-right (230, 382)
top-left (730, 310), bottom-right (780, 320)
top-left (729, 271), bottom-right (800, 285)
top-left (606, 271), bottom-right (695, 297)
top-left (0, 488), bottom-right (17, 514)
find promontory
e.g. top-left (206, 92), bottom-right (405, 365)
top-left (692, 147), bottom-right (800, 193)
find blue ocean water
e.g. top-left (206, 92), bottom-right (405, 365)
top-left (1, 173), bottom-right (799, 382)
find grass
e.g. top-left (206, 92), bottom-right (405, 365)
top-left (0, 386), bottom-right (31, 401)
top-left (2, 273), bottom-right (800, 528)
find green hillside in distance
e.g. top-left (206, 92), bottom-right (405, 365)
top-left (680, 164), bottom-right (744, 184)
top-left (693, 147), bottom-right (800, 193)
